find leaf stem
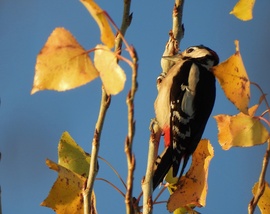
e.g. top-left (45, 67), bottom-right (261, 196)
top-left (251, 81), bottom-right (270, 114)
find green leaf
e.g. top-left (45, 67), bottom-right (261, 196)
top-left (58, 131), bottom-right (90, 177)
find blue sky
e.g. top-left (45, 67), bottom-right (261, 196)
top-left (0, 0), bottom-right (269, 213)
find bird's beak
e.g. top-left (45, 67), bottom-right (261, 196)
top-left (162, 54), bottom-right (182, 62)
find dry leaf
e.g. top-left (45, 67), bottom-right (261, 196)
top-left (41, 159), bottom-right (86, 214)
top-left (167, 139), bottom-right (214, 212)
top-left (252, 182), bottom-right (270, 214)
top-left (42, 132), bottom-right (97, 214)
top-left (94, 44), bottom-right (126, 95)
top-left (32, 27), bottom-right (99, 94)
top-left (80, 0), bottom-right (115, 48)
top-left (214, 111), bottom-right (269, 150)
top-left (213, 40), bottom-right (250, 114)
top-left (230, 0), bottom-right (256, 21)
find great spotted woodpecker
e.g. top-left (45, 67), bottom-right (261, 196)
top-left (153, 45), bottom-right (219, 190)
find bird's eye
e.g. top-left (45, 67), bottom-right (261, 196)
top-left (186, 48), bottom-right (194, 53)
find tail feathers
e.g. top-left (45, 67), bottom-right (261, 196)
top-left (153, 148), bottom-right (191, 190)
top-left (152, 147), bottom-right (173, 190)
top-left (174, 154), bottom-right (190, 179)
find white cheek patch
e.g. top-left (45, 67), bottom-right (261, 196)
top-left (184, 48), bottom-right (209, 59)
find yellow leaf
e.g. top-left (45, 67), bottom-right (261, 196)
top-left (41, 159), bottom-right (86, 214)
top-left (58, 131), bottom-right (90, 177)
top-left (80, 0), bottom-right (115, 49)
top-left (165, 167), bottom-right (179, 190)
top-left (230, 0), bottom-right (256, 21)
top-left (252, 182), bottom-right (270, 214)
top-left (213, 40), bottom-right (250, 114)
top-left (167, 140), bottom-right (214, 212)
top-left (42, 133), bottom-right (98, 213)
top-left (214, 112), bottom-right (269, 150)
top-left (94, 44), bottom-right (126, 95)
top-left (31, 27), bottom-right (99, 94)
top-left (248, 104), bottom-right (259, 117)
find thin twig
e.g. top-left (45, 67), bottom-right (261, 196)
top-left (95, 178), bottom-right (126, 197)
top-left (248, 139), bottom-right (270, 214)
top-left (258, 116), bottom-right (270, 127)
top-left (158, 0), bottom-right (185, 89)
top-left (153, 186), bottom-right (167, 204)
top-left (125, 141), bottom-right (136, 214)
top-left (125, 46), bottom-right (139, 214)
top-left (83, 88), bottom-right (111, 214)
top-left (84, 2), bottom-right (133, 213)
top-left (115, 0), bottom-right (132, 53)
top-left (261, 109), bottom-right (270, 118)
top-left (109, 1), bottom-right (138, 213)
top-left (251, 82), bottom-right (270, 113)
top-left (98, 156), bottom-right (127, 189)
top-left (105, 2), bottom-right (136, 213)
top-left (248, 82), bottom-right (270, 214)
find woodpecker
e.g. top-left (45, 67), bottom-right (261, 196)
top-left (153, 45), bottom-right (219, 190)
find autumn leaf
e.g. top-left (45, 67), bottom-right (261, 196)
top-left (41, 159), bottom-right (86, 214)
top-left (94, 44), bottom-right (126, 95)
top-left (248, 104), bottom-right (259, 117)
top-left (31, 27), bottom-right (99, 94)
top-left (230, 0), bottom-right (256, 21)
top-left (214, 110), bottom-right (269, 150)
top-left (213, 40), bottom-right (250, 114)
top-left (167, 139), bottom-right (214, 212)
top-left (80, 0), bottom-right (115, 48)
top-left (41, 132), bottom-right (97, 214)
top-left (252, 182), bottom-right (270, 214)
top-left (58, 131), bottom-right (90, 177)
top-left (165, 167), bottom-right (179, 188)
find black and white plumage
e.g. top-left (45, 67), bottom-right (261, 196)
top-left (153, 45), bottom-right (219, 190)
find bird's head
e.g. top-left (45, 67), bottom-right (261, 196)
top-left (181, 45), bottom-right (219, 68)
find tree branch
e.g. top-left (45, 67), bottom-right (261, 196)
top-left (125, 46), bottom-right (139, 214)
top-left (248, 82), bottom-right (270, 214)
top-left (142, 1), bottom-right (185, 213)
top-left (158, 0), bottom-right (185, 89)
top-left (172, 0), bottom-right (185, 43)
top-left (115, 0), bottom-right (132, 53)
top-left (84, 1), bottom-right (134, 212)
top-left (248, 139), bottom-right (270, 214)
top-left (108, 1), bottom-right (138, 213)
top-left (83, 88), bottom-right (111, 214)
top-left (142, 120), bottom-right (162, 214)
